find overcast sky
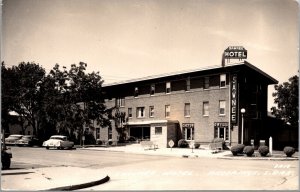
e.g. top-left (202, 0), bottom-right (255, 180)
top-left (2, 0), bottom-right (299, 109)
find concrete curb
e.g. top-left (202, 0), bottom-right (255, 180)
top-left (217, 156), bottom-right (299, 161)
top-left (45, 175), bottom-right (110, 191)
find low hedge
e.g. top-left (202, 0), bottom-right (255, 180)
top-left (283, 146), bottom-right (296, 157)
top-left (243, 146), bottom-right (254, 157)
top-left (258, 145), bottom-right (269, 157)
top-left (178, 139), bottom-right (189, 148)
top-left (230, 144), bottom-right (245, 156)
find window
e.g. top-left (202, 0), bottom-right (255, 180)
top-left (150, 84), bottom-right (155, 95)
top-left (219, 100), bottom-right (226, 115)
top-left (108, 126), bottom-right (112, 139)
top-left (203, 102), bottom-right (209, 116)
top-left (166, 82), bottom-right (171, 93)
top-left (128, 108), bottom-right (132, 118)
top-left (116, 97), bottom-right (125, 107)
top-left (185, 127), bottom-right (194, 140)
top-left (136, 107), bottom-right (145, 118)
top-left (134, 87), bottom-right (139, 97)
top-left (96, 128), bottom-right (100, 139)
top-left (149, 106), bottom-right (154, 117)
top-left (184, 103), bottom-right (190, 117)
top-left (204, 77), bottom-right (209, 89)
top-left (186, 77), bottom-right (191, 91)
top-left (220, 74), bottom-right (226, 88)
top-left (165, 105), bottom-right (171, 118)
top-left (155, 127), bottom-right (162, 135)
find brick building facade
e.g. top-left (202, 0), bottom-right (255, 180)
top-left (92, 61), bottom-right (278, 148)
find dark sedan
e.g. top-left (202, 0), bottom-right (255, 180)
top-left (16, 135), bottom-right (42, 147)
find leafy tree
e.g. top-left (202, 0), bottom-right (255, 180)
top-left (271, 75), bottom-right (298, 127)
top-left (1, 62), bottom-right (46, 136)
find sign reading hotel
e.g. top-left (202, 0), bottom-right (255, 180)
top-left (231, 75), bottom-right (238, 124)
top-left (224, 46), bottom-right (247, 59)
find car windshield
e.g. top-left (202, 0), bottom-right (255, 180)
top-left (8, 136), bottom-right (23, 139)
top-left (50, 136), bottom-right (66, 141)
top-left (22, 136), bottom-right (33, 140)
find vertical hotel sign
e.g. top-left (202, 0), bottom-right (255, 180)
top-left (231, 75), bottom-right (237, 124)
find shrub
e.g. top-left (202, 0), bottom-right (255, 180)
top-left (283, 146), bottom-right (295, 157)
top-left (243, 146), bottom-right (254, 157)
top-left (258, 146), bottom-right (269, 157)
top-left (96, 139), bottom-right (103, 145)
top-left (230, 144), bottom-right (245, 156)
top-left (194, 142), bottom-right (201, 149)
top-left (178, 139), bottom-right (189, 148)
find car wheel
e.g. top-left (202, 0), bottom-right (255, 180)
top-left (46, 146), bottom-right (49, 150)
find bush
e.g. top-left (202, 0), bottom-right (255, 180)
top-left (230, 144), bottom-right (245, 156)
top-left (283, 146), bottom-right (295, 157)
top-left (258, 146), bottom-right (269, 157)
top-left (96, 139), bottom-right (103, 145)
top-left (194, 142), bottom-right (201, 149)
top-left (178, 139), bottom-right (189, 148)
top-left (243, 146), bottom-right (254, 157)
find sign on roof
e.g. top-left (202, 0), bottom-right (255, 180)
top-left (224, 46), bottom-right (247, 59)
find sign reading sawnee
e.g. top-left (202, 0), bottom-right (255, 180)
top-left (224, 46), bottom-right (247, 59)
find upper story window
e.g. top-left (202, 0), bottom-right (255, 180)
top-left (186, 77), bottom-right (191, 91)
top-left (134, 87), bottom-right (139, 97)
top-left (220, 74), bottom-right (226, 88)
top-left (150, 84), bottom-right (155, 95)
top-left (165, 105), bottom-right (171, 118)
top-left (136, 107), bottom-right (145, 118)
top-left (219, 100), bottom-right (226, 115)
top-left (203, 101), bottom-right (209, 116)
top-left (204, 77), bottom-right (210, 89)
top-left (128, 108), bottom-right (132, 118)
top-left (149, 106), bottom-right (154, 117)
top-left (116, 97), bottom-right (125, 107)
top-left (184, 103), bottom-right (190, 117)
top-left (166, 82), bottom-right (171, 94)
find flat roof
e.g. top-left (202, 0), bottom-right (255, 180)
top-left (103, 61), bottom-right (278, 87)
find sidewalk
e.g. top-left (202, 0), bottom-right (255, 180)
top-left (77, 144), bottom-right (299, 160)
top-left (78, 144), bottom-right (233, 158)
top-left (1, 166), bottom-right (109, 191)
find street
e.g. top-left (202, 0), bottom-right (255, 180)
top-left (2, 146), bottom-right (299, 190)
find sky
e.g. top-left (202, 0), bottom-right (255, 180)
top-left (1, 0), bottom-right (299, 110)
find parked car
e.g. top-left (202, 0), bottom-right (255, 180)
top-left (42, 135), bottom-right (74, 150)
top-left (16, 135), bottom-right (42, 147)
top-left (1, 146), bottom-right (12, 169)
top-left (5, 134), bottom-right (24, 145)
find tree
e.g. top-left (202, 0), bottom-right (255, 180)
top-left (1, 62), bottom-right (46, 136)
top-left (271, 75), bottom-right (298, 127)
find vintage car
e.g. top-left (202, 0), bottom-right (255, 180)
top-left (42, 135), bottom-right (74, 150)
top-left (5, 135), bottom-right (24, 145)
top-left (16, 135), bottom-right (42, 147)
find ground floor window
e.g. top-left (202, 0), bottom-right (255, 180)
top-left (214, 122), bottom-right (229, 141)
top-left (182, 123), bottom-right (194, 141)
top-left (155, 127), bottom-right (162, 135)
top-left (96, 128), bottom-right (100, 139)
top-left (129, 126), bottom-right (150, 140)
top-left (108, 126), bottom-right (112, 140)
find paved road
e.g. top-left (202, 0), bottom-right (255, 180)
top-left (6, 146), bottom-right (299, 190)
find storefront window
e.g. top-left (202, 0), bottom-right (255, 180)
top-left (155, 127), bottom-right (162, 135)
